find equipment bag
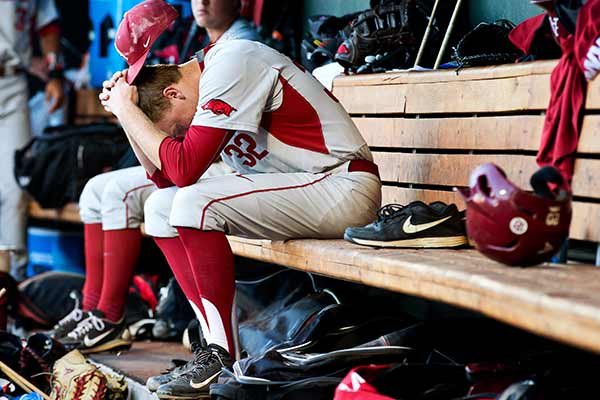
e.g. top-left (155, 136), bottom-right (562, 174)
top-left (14, 123), bottom-right (137, 209)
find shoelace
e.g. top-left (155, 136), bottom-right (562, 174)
top-left (164, 342), bottom-right (205, 374)
top-left (55, 308), bottom-right (83, 330)
top-left (67, 314), bottom-right (105, 339)
top-left (376, 203), bottom-right (408, 220)
top-left (182, 349), bottom-right (223, 379)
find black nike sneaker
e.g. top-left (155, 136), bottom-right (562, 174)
top-left (50, 291), bottom-right (84, 340)
top-left (156, 344), bottom-right (233, 399)
top-left (60, 310), bottom-right (132, 354)
top-left (147, 339), bottom-right (208, 392)
top-left (344, 201), bottom-right (467, 248)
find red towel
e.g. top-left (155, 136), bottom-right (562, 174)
top-left (510, 1), bottom-right (600, 183)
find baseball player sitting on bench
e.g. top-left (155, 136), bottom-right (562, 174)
top-left (100, 0), bottom-right (382, 398)
top-left (53, 0), bottom-right (260, 355)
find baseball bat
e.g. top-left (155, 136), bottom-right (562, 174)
top-left (434, 0), bottom-right (464, 69)
top-left (0, 361), bottom-right (51, 400)
top-left (414, 0), bottom-right (442, 68)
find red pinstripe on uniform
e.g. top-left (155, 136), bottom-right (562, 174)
top-left (122, 184), bottom-right (155, 229)
top-left (199, 174), bottom-right (331, 230)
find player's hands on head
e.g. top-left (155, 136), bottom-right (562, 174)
top-left (99, 69), bottom-right (131, 113)
top-left (100, 70), bottom-right (139, 115)
top-left (103, 75), bottom-right (139, 117)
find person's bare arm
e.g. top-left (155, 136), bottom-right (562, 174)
top-left (124, 127), bottom-right (159, 175)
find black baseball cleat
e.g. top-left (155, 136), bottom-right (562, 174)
top-left (50, 291), bottom-right (84, 340)
top-left (156, 344), bottom-right (233, 399)
top-left (60, 310), bottom-right (132, 354)
top-left (344, 201), bottom-right (467, 248)
top-left (147, 339), bottom-right (208, 392)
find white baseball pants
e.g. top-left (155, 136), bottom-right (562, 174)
top-left (0, 75), bottom-right (31, 251)
top-left (144, 164), bottom-right (382, 240)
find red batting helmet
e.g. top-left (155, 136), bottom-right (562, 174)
top-left (459, 163), bottom-right (572, 267)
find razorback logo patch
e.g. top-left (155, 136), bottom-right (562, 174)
top-left (201, 99), bottom-right (237, 117)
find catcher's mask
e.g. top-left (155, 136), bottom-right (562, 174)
top-left (459, 163), bottom-right (572, 267)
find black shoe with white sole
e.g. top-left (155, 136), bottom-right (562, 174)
top-left (50, 291), bottom-right (84, 340)
top-left (60, 310), bottom-right (132, 354)
top-left (344, 201), bottom-right (467, 248)
top-left (156, 344), bottom-right (233, 399)
top-left (147, 339), bottom-right (208, 392)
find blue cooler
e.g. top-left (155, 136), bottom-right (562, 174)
top-left (89, 0), bottom-right (192, 88)
top-left (26, 227), bottom-right (84, 277)
top-left (89, 0), bottom-right (139, 88)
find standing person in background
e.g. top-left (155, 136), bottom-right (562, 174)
top-left (54, 0), bottom-right (261, 355)
top-left (27, 0), bottom-right (92, 138)
top-left (192, 0), bottom-right (260, 43)
top-left (0, 0), bottom-right (64, 329)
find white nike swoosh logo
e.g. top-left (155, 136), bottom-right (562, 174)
top-left (189, 371), bottom-right (221, 389)
top-left (402, 215), bottom-right (452, 234)
top-left (143, 36), bottom-right (151, 48)
top-left (83, 329), bottom-right (114, 348)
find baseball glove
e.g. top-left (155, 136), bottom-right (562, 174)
top-left (50, 350), bottom-right (108, 400)
top-left (335, 0), bottom-right (433, 72)
top-left (452, 20), bottom-right (523, 70)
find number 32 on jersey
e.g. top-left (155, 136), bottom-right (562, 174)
top-left (224, 133), bottom-right (269, 167)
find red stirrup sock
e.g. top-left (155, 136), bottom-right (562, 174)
top-left (96, 229), bottom-right (143, 322)
top-left (153, 236), bottom-right (207, 322)
top-left (82, 223), bottom-right (104, 311)
top-left (177, 228), bottom-right (235, 356)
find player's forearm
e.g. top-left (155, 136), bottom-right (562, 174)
top-left (122, 127), bottom-right (158, 175)
top-left (113, 102), bottom-right (167, 169)
top-left (159, 126), bottom-right (231, 187)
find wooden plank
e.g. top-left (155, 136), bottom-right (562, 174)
top-left (374, 152), bottom-right (538, 189)
top-left (572, 159), bottom-right (600, 199)
top-left (336, 74), bottom-right (552, 115)
top-left (227, 236), bottom-right (600, 354)
top-left (579, 115), bottom-right (600, 153)
top-left (333, 60), bottom-right (558, 87)
top-left (380, 186), bottom-right (600, 242)
top-left (586, 77), bottom-right (600, 110)
top-left (355, 116), bottom-right (544, 151)
top-left (571, 202), bottom-right (600, 242)
top-left (373, 153), bottom-right (600, 199)
top-left (381, 186), bottom-right (464, 207)
top-left (28, 201), bottom-right (81, 224)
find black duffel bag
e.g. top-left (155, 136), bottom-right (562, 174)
top-left (14, 123), bottom-right (138, 208)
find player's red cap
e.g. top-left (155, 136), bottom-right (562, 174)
top-left (115, 0), bottom-right (178, 84)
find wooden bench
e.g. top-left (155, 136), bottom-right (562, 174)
top-left (29, 60), bottom-right (600, 355)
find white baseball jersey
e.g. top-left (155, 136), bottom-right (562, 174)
top-left (0, 0), bottom-right (58, 69)
top-left (192, 40), bottom-right (372, 175)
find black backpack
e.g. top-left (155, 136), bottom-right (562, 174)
top-left (14, 123), bottom-right (138, 208)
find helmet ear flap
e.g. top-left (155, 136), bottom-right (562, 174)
top-left (530, 166), bottom-right (569, 200)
